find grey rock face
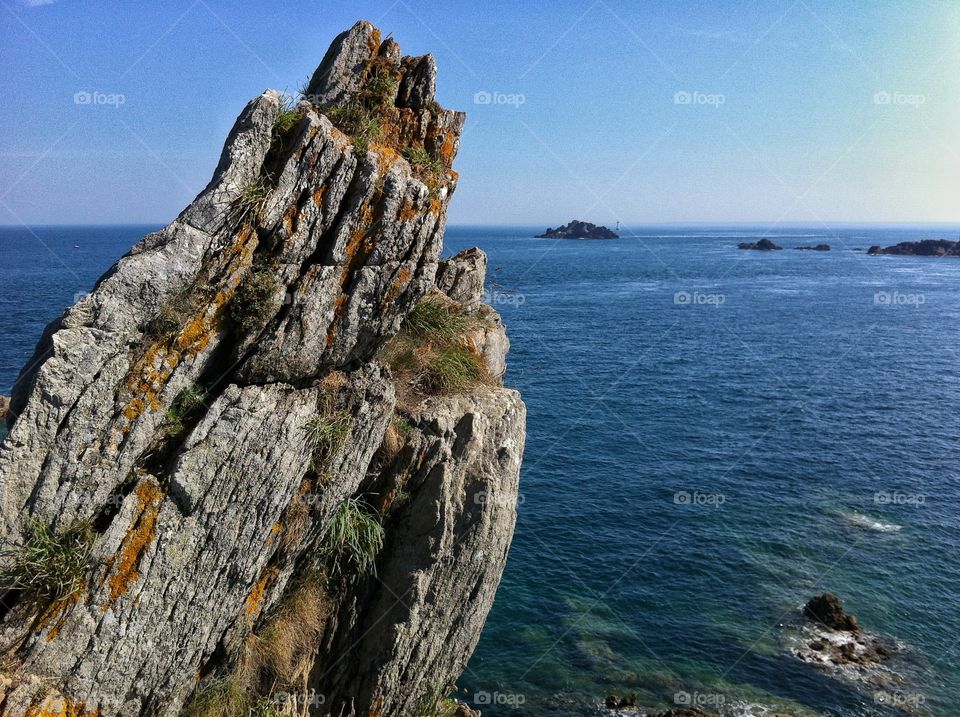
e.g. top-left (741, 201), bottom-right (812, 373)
top-left (316, 390), bottom-right (525, 716)
top-left (0, 22), bottom-right (524, 717)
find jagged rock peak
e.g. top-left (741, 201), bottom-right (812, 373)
top-left (306, 20), bottom-right (437, 111)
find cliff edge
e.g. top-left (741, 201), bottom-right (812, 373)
top-left (0, 21), bottom-right (524, 717)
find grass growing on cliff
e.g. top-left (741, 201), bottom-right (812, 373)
top-left (318, 497), bottom-right (384, 580)
top-left (322, 56), bottom-right (399, 154)
top-left (0, 519), bottom-right (94, 604)
top-left (304, 408), bottom-right (352, 469)
top-left (183, 574), bottom-right (332, 717)
top-left (380, 292), bottom-right (492, 408)
top-left (143, 288), bottom-right (194, 342)
top-left (229, 268), bottom-right (279, 335)
top-left (404, 144), bottom-right (443, 174)
top-left (164, 384), bottom-right (207, 438)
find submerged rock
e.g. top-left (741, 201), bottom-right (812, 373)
top-left (536, 220), bottom-right (619, 239)
top-left (737, 238), bottom-right (782, 250)
top-left (868, 239), bottom-right (960, 256)
top-left (0, 20), bottom-right (524, 717)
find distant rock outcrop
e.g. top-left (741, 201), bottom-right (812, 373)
top-left (793, 594), bottom-right (892, 673)
top-left (737, 238), bottom-right (782, 251)
top-left (536, 220), bottom-right (619, 239)
top-left (868, 239), bottom-right (960, 256)
top-left (0, 21), bottom-right (525, 717)
top-left (796, 244), bottom-right (830, 251)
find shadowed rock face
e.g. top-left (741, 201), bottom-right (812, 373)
top-left (0, 21), bottom-right (524, 717)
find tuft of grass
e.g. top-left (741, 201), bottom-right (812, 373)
top-left (143, 288), bottom-right (194, 341)
top-left (183, 574), bottom-right (332, 717)
top-left (164, 384), bottom-right (207, 438)
top-left (230, 269), bottom-right (279, 335)
top-left (304, 409), bottom-right (351, 469)
top-left (318, 497), bottom-right (384, 580)
top-left (404, 144), bottom-right (442, 174)
top-left (379, 293), bottom-right (493, 408)
top-left (0, 519), bottom-right (94, 604)
top-left (274, 107), bottom-right (304, 136)
top-left (420, 344), bottom-right (487, 393)
top-left (392, 414), bottom-right (412, 436)
top-left (404, 295), bottom-right (470, 339)
top-left (326, 102), bottom-right (382, 154)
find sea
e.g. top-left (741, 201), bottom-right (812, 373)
top-left (2, 224), bottom-right (959, 717)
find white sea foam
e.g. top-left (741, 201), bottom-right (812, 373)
top-left (840, 511), bottom-right (902, 533)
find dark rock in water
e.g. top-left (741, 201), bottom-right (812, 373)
top-left (647, 709), bottom-right (718, 717)
top-left (0, 395), bottom-right (9, 422)
top-left (452, 702), bottom-right (481, 717)
top-left (536, 220), bottom-right (619, 239)
top-left (794, 594), bottom-right (894, 676)
top-left (805, 593), bottom-right (858, 631)
top-left (605, 694), bottom-right (637, 709)
top-left (868, 239), bottom-right (960, 256)
top-left (796, 244), bottom-right (830, 251)
top-left (737, 238), bottom-right (782, 251)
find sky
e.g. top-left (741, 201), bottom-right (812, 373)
top-left (1, 0), bottom-right (958, 227)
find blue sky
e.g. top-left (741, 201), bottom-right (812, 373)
top-left (1, 0), bottom-right (958, 226)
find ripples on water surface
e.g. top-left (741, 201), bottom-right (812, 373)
top-left (2, 224), bottom-right (959, 716)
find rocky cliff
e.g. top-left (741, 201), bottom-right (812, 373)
top-left (0, 21), bottom-right (524, 717)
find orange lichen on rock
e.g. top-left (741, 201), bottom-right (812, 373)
top-left (25, 695), bottom-right (101, 717)
top-left (325, 293), bottom-right (350, 347)
top-left (101, 480), bottom-right (164, 612)
top-left (245, 570), bottom-right (271, 619)
top-left (440, 131), bottom-right (456, 167)
top-left (383, 267), bottom-right (411, 306)
top-left (313, 187), bottom-right (326, 209)
top-left (119, 228), bottom-right (257, 432)
top-left (397, 197), bottom-right (417, 222)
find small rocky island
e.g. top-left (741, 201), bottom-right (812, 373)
top-left (536, 220), bottom-right (619, 239)
top-left (868, 238), bottom-right (960, 256)
top-left (737, 238), bottom-right (782, 251)
top-left (796, 244), bottom-right (830, 251)
top-left (793, 593), bottom-right (892, 673)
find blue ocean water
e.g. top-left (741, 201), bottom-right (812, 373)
top-left (2, 224), bottom-right (959, 716)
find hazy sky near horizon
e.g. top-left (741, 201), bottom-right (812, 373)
top-left (1, 0), bottom-right (958, 227)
